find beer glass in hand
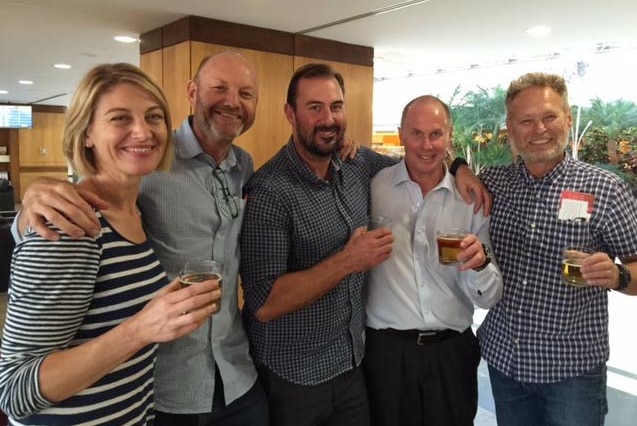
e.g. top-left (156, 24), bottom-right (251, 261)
top-left (179, 260), bottom-right (223, 309)
top-left (561, 248), bottom-right (591, 287)
top-left (436, 228), bottom-right (468, 265)
top-left (367, 215), bottom-right (393, 230)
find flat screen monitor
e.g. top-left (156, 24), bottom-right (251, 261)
top-left (0, 105), bottom-right (32, 129)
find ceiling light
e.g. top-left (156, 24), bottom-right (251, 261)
top-left (0, 90), bottom-right (7, 95)
top-left (525, 25), bottom-right (552, 37)
top-left (114, 35), bottom-right (138, 43)
top-left (18, 80), bottom-right (33, 85)
top-left (54, 63), bottom-right (71, 69)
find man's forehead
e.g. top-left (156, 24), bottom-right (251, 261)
top-left (299, 77), bottom-right (341, 93)
top-left (407, 103), bottom-right (448, 123)
top-left (201, 59), bottom-right (256, 84)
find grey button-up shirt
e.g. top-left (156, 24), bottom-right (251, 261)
top-left (139, 117), bottom-right (257, 412)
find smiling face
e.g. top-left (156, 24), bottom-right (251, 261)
top-left (285, 76), bottom-right (346, 158)
top-left (400, 97), bottom-right (451, 186)
top-left (86, 82), bottom-right (168, 181)
top-left (506, 85), bottom-right (572, 174)
top-left (189, 53), bottom-right (258, 145)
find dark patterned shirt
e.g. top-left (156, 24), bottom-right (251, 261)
top-left (240, 140), bottom-right (394, 385)
top-left (478, 156), bottom-right (637, 383)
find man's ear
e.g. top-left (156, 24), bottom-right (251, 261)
top-left (565, 109), bottom-right (573, 128)
top-left (187, 80), bottom-right (197, 108)
top-left (284, 103), bottom-right (295, 126)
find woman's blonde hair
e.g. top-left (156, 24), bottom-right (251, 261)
top-left (64, 63), bottom-right (173, 176)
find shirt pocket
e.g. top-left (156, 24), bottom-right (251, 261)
top-left (550, 219), bottom-right (593, 249)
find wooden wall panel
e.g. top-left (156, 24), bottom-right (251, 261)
top-left (18, 112), bottom-right (66, 167)
top-left (294, 57), bottom-right (374, 147)
top-left (140, 49), bottom-right (163, 88)
top-left (238, 49), bottom-right (293, 168)
top-left (140, 17), bottom-right (374, 166)
top-left (8, 130), bottom-right (20, 202)
top-left (161, 42), bottom-right (192, 129)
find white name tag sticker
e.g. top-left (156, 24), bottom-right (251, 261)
top-left (558, 190), bottom-right (594, 222)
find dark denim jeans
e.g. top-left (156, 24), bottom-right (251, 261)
top-left (488, 364), bottom-right (607, 426)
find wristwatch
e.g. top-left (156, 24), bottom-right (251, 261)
top-left (474, 244), bottom-right (492, 272)
top-left (615, 264), bottom-right (631, 292)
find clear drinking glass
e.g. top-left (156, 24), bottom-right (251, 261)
top-left (561, 247), bottom-right (591, 287)
top-left (179, 260), bottom-right (223, 308)
top-left (436, 228), bottom-right (468, 265)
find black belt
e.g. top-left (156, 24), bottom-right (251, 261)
top-left (370, 327), bottom-right (465, 345)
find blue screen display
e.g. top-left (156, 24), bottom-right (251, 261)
top-left (0, 105), bottom-right (32, 128)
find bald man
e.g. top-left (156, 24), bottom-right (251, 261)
top-left (16, 52), bottom-right (269, 426)
top-left (364, 95), bottom-right (502, 426)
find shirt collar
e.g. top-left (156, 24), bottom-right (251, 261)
top-left (175, 116), bottom-right (240, 171)
top-left (283, 138), bottom-right (341, 185)
top-left (392, 159), bottom-right (455, 193)
top-left (519, 152), bottom-right (570, 186)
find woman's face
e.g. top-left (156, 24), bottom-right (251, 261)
top-left (86, 82), bottom-right (168, 182)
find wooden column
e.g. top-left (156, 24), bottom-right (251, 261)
top-left (17, 105), bottom-right (68, 201)
top-left (140, 16), bottom-right (374, 169)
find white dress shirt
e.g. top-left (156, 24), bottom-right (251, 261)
top-left (367, 160), bottom-right (502, 332)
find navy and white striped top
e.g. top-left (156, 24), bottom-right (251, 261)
top-left (0, 211), bottom-right (167, 425)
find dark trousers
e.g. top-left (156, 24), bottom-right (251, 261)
top-left (257, 364), bottom-right (370, 426)
top-left (154, 366), bottom-right (269, 426)
top-left (364, 327), bottom-right (481, 426)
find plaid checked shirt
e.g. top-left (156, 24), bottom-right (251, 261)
top-left (478, 156), bottom-right (637, 383)
top-left (240, 140), bottom-right (394, 385)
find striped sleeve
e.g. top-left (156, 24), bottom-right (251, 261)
top-left (0, 231), bottom-right (101, 418)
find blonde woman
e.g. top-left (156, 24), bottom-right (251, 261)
top-left (0, 63), bottom-right (220, 425)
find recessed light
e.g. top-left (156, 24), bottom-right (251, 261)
top-left (18, 80), bottom-right (33, 85)
top-left (54, 63), bottom-right (72, 69)
top-left (114, 35), bottom-right (138, 43)
top-left (0, 90), bottom-right (8, 95)
top-left (525, 25), bottom-right (552, 37)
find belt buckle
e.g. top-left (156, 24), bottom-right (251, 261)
top-left (417, 331), bottom-right (437, 345)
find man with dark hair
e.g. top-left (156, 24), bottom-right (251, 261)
top-left (239, 64), bottom-right (489, 426)
top-left (240, 63), bottom-right (393, 426)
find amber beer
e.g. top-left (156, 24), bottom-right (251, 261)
top-left (562, 259), bottom-right (585, 286)
top-left (179, 272), bottom-right (223, 310)
top-left (178, 260), bottom-right (224, 310)
top-left (179, 273), bottom-right (223, 290)
top-left (436, 229), bottom-right (467, 265)
top-left (561, 247), bottom-right (591, 287)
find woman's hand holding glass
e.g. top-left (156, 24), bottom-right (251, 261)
top-left (127, 275), bottom-right (222, 346)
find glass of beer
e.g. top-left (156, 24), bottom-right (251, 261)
top-left (562, 248), bottom-right (591, 287)
top-left (436, 228), bottom-right (468, 265)
top-left (179, 260), bottom-right (223, 308)
top-left (367, 215), bottom-right (393, 230)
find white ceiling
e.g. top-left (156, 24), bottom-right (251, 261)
top-left (1, 0), bottom-right (636, 106)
